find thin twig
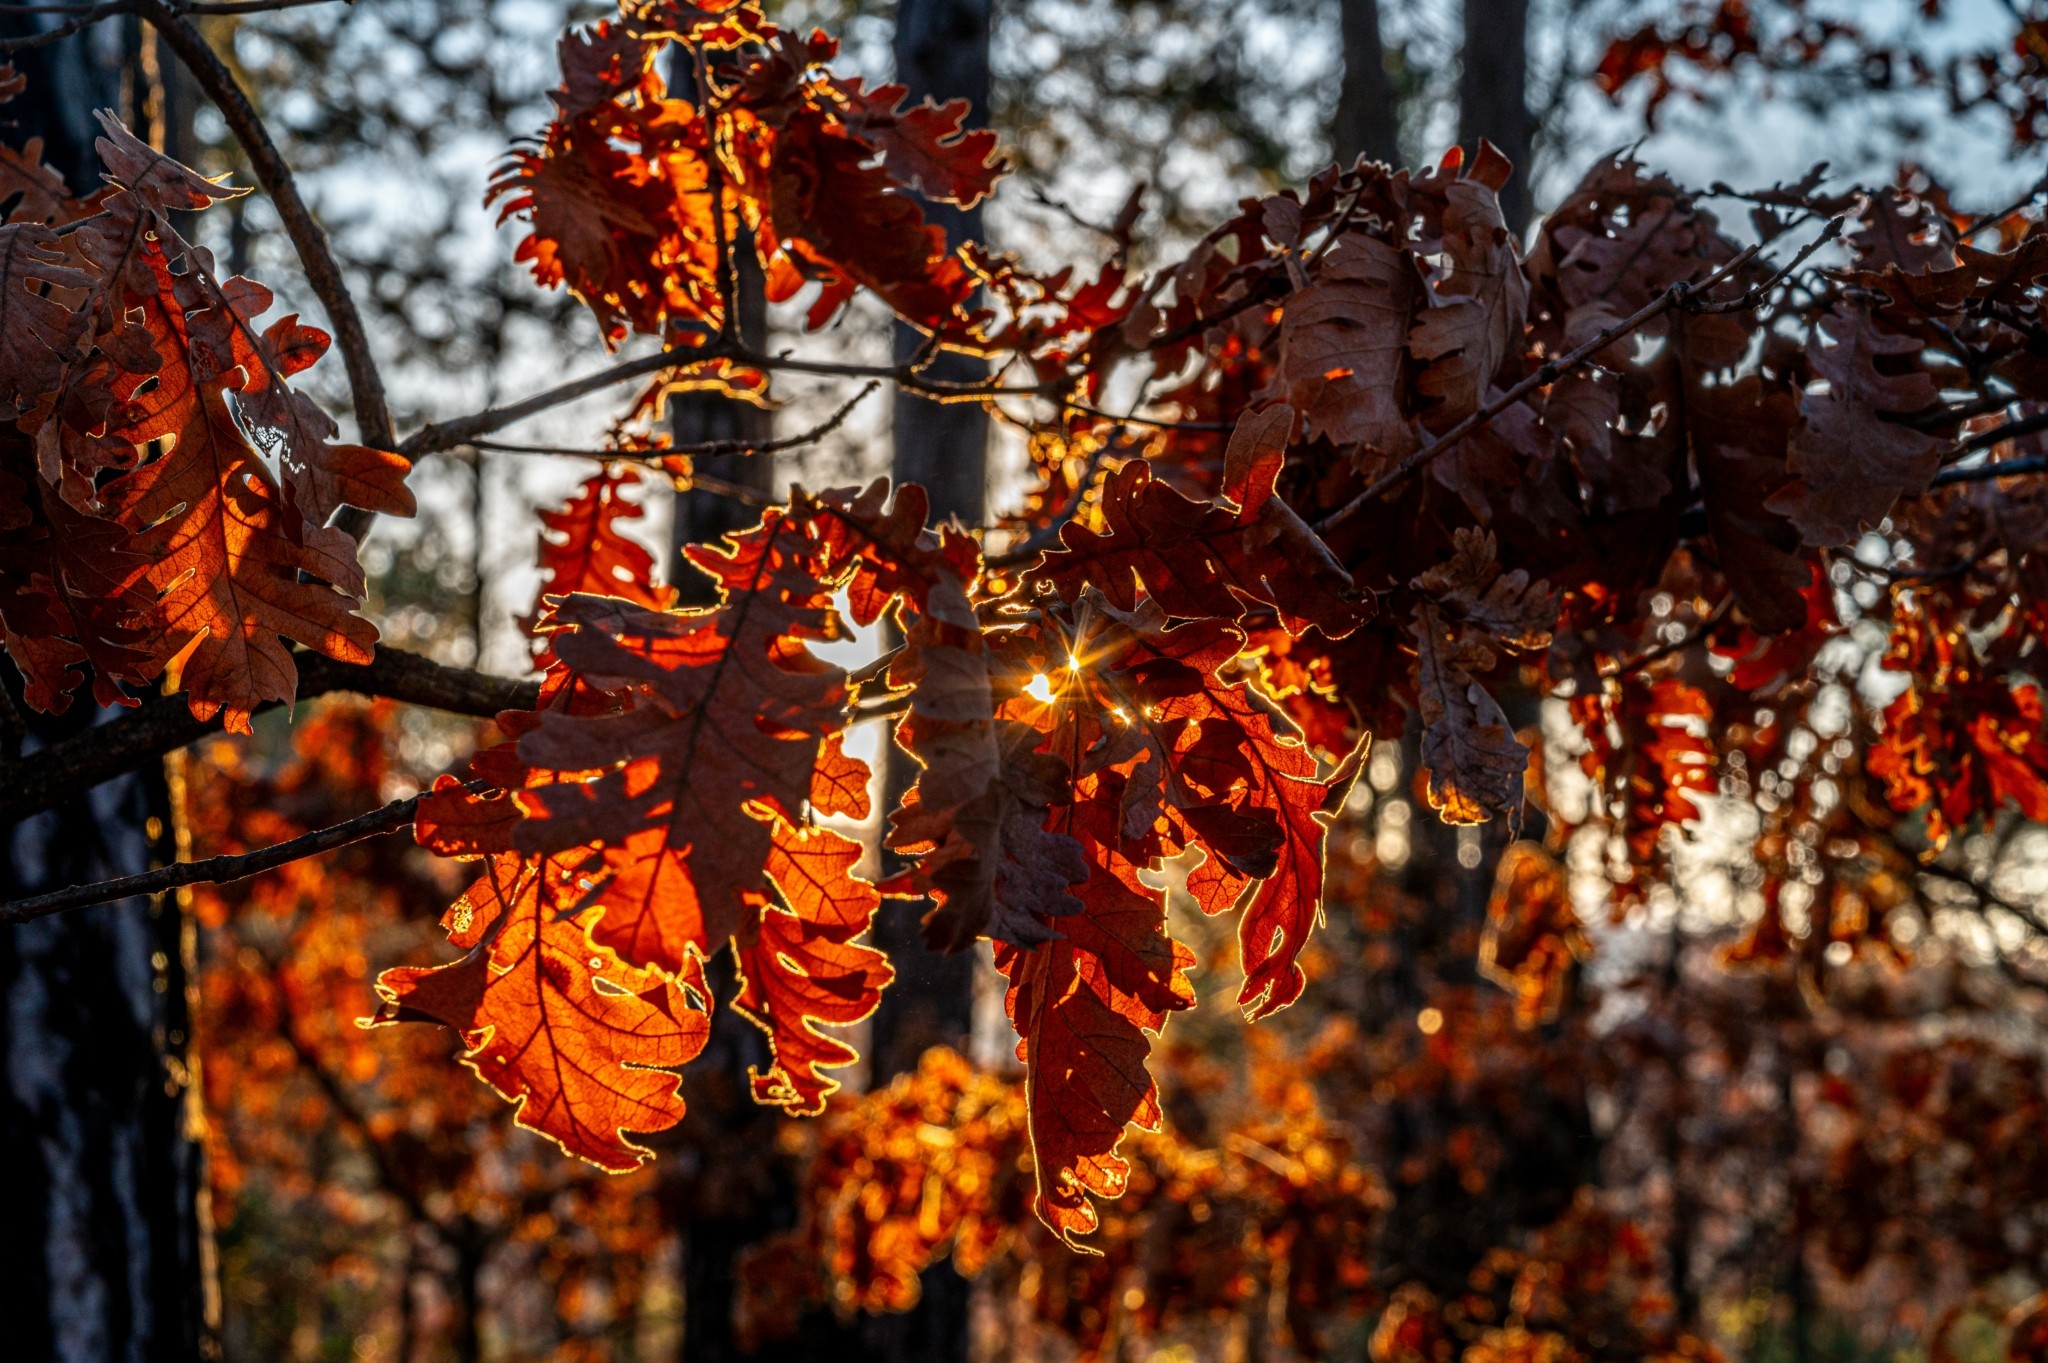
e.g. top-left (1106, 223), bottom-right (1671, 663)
top-left (468, 380), bottom-right (879, 467)
top-left (131, 0), bottom-right (393, 536)
top-left (1060, 400), bottom-right (1232, 433)
top-left (0, 1), bottom-right (117, 53)
top-left (0, 794), bottom-right (427, 923)
top-left (403, 342), bottom-right (1023, 458)
top-left (1318, 243), bottom-right (1765, 532)
top-left (1929, 453), bottom-right (2048, 487)
top-left (1598, 596), bottom-right (1733, 680)
top-left (1960, 171), bottom-right (2048, 239)
top-left (1686, 216), bottom-right (1843, 313)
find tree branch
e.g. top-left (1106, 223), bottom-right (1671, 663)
top-left (469, 380), bottom-right (880, 467)
top-left (1930, 453), bottom-right (2048, 487)
top-left (0, 0), bottom-right (122, 53)
top-left (0, 793), bottom-right (426, 923)
top-left (401, 340), bottom-right (1028, 457)
top-left (0, 648), bottom-right (536, 825)
top-left (1317, 243), bottom-right (1765, 532)
top-left (130, 0), bottom-right (394, 535)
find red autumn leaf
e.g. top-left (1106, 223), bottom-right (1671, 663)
top-left (809, 732), bottom-right (872, 820)
top-left (736, 818), bottom-right (892, 1115)
top-left (1626, 677), bottom-right (1717, 861)
top-left (767, 107), bottom-right (977, 333)
top-left (1100, 612), bottom-right (1365, 1018)
top-left (0, 439), bottom-right (158, 712)
top-left (1036, 405), bottom-right (1371, 638)
top-left (1410, 604), bottom-right (1527, 826)
top-left (1412, 526), bottom-right (1558, 653)
top-left (996, 800), bottom-right (1195, 1248)
top-left (1872, 675), bottom-right (2048, 850)
top-left (881, 562), bottom-right (1090, 951)
top-left (94, 248), bottom-right (381, 732)
top-left (1770, 304), bottom-right (1944, 545)
top-left (1409, 176), bottom-right (1528, 423)
top-left (825, 77), bottom-right (1004, 208)
top-left (497, 510), bottom-right (854, 964)
top-left (1479, 842), bottom-right (1587, 1028)
top-left (1271, 234), bottom-right (1421, 459)
top-left (369, 853), bottom-right (712, 1171)
top-left (528, 467), bottom-right (676, 630)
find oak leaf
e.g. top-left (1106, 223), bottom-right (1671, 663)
top-left (369, 853), bottom-right (711, 1172)
top-left (1411, 603), bottom-right (1526, 825)
top-left (1272, 234), bottom-right (1420, 459)
top-left (736, 819), bottom-right (892, 1115)
top-left (95, 251), bottom-right (381, 732)
top-left (504, 516), bottom-right (851, 962)
top-left (1770, 304), bottom-right (1943, 545)
top-left (528, 467), bottom-right (676, 630)
top-left (1410, 178), bottom-right (1529, 423)
top-left (826, 78), bottom-right (1004, 208)
top-left (1036, 406), bottom-right (1371, 638)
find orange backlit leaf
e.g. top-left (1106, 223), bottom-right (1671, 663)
top-left (1036, 405), bottom-right (1371, 638)
top-left (369, 853), bottom-right (711, 1171)
top-left (736, 819), bottom-right (892, 1115)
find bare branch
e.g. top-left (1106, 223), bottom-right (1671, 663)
top-left (402, 342), bottom-right (1022, 459)
top-left (0, 649), bottom-right (537, 825)
top-left (130, 0), bottom-right (393, 536)
top-left (1686, 216), bottom-right (1843, 314)
top-left (0, 1), bottom-right (121, 53)
top-left (0, 793), bottom-right (428, 924)
top-left (468, 380), bottom-right (880, 467)
top-left (1929, 453), bottom-right (2048, 487)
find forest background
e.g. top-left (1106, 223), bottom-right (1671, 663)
top-left (5, 1), bottom-right (2048, 1362)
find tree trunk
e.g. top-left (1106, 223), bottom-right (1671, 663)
top-left (870, 0), bottom-right (991, 1099)
top-left (1458, 0), bottom-right (1535, 232)
top-left (658, 238), bottom-right (794, 1363)
top-left (1334, 0), bottom-right (1399, 167)
top-left (856, 0), bottom-right (993, 1355)
top-left (0, 14), bottom-right (215, 1363)
top-left (667, 251), bottom-right (775, 602)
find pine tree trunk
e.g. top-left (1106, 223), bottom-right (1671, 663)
top-left (1458, 0), bottom-right (1535, 232)
top-left (0, 14), bottom-right (215, 1362)
top-left (1334, 0), bottom-right (1399, 166)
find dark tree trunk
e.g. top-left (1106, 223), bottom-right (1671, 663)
top-left (0, 14), bottom-right (215, 1363)
top-left (852, 0), bottom-right (994, 1356)
top-left (870, 0), bottom-right (991, 1101)
top-left (667, 249), bottom-right (776, 604)
top-left (658, 242), bottom-right (793, 1363)
top-left (1334, 0), bottom-right (1400, 167)
top-left (1458, 0), bottom-right (1535, 232)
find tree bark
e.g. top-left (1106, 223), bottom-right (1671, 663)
top-left (1458, 0), bottom-right (1535, 232)
top-left (0, 13), bottom-right (216, 1363)
top-left (870, 0), bottom-right (991, 1097)
top-left (1334, 0), bottom-right (1400, 167)
top-left (668, 250), bottom-right (776, 605)
top-left (856, 0), bottom-right (994, 1355)
top-left (658, 227), bottom-right (792, 1363)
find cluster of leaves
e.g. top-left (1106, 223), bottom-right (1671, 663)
top-left (1594, 0), bottom-right (2048, 152)
top-left (185, 701), bottom-right (668, 1359)
top-left (736, 1044), bottom-right (1389, 1357)
top-left (9, 0), bottom-right (2048, 1282)
top-left (0, 83), bottom-right (410, 731)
